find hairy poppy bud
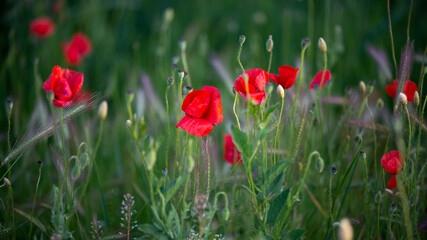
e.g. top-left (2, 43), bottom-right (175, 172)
top-left (239, 35), bottom-right (246, 45)
top-left (6, 99), bottom-right (13, 111)
top-left (359, 150), bottom-right (366, 160)
top-left (126, 119), bottom-right (132, 128)
top-left (178, 39), bottom-right (186, 51)
top-left (359, 81), bottom-right (366, 96)
top-left (266, 35), bottom-right (273, 52)
top-left (163, 8), bottom-right (174, 25)
top-left (318, 37), bottom-right (327, 53)
top-left (367, 83), bottom-right (374, 95)
top-left (178, 70), bottom-right (185, 80)
top-left (277, 85), bottom-right (285, 99)
top-left (301, 38), bottom-right (310, 49)
top-left (331, 166), bottom-right (337, 175)
top-left (414, 91), bottom-right (420, 106)
top-left (338, 218), bottom-right (353, 240)
top-left (98, 101), bottom-right (108, 120)
top-left (4, 177), bottom-right (11, 187)
top-left (399, 93), bottom-right (408, 106)
top-left (222, 208), bottom-right (230, 221)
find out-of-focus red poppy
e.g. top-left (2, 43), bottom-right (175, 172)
top-left (43, 66), bottom-right (84, 108)
top-left (385, 80), bottom-right (418, 103)
top-left (381, 150), bottom-right (404, 190)
top-left (234, 68), bottom-right (269, 105)
top-left (62, 32), bottom-right (92, 66)
top-left (223, 134), bottom-right (242, 165)
top-left (176, 86), bottom-right (223, 136)
top-left (30, 17), bottom-right (55, 39)
top-left (309, 70), bottom-right (331, 90)
top-left (269, 65), bottom-right (299, 89)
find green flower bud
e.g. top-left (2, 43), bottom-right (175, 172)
top-left (239, 35), bottom-right (246, 45)
top-left (266, 35), bottom-right (273, 52)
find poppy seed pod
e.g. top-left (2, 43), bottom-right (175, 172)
top-left (331, 166), bottom-right (337, 175)
top-left (126, 90), bottom-right (135, 104)
top-left (301, 38), bottom-right (310, 49)
top-left (414, 91), bottom-right (420, 106)
top-left (98, 101), bottom-right (108, 120)
top-left (266, 35), bottom-right (273, 52)
top-left (399, 93), bottom-right (408, 106)
top-left (359, 150), bottom-right (366, 160)
top-left (6, 99), bottom-right (13, 111)
top-left (359, 81), bottom-right (366, 95)
top-left (318, 37), bottom-right (327, 53)
top-left (277, 85), bottom-right (285, 99)
top-left (376, 99), bottom-right (384, 109)
top-left (239, 35), bottom-right (246, 45)
top-left (178, 70), bottom-right (185, 80)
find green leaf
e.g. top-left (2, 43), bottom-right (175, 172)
top-left (285, 229), bottom-right (306, 240)
top-left (260, 103), bottom-right (280, 129)
top-left (264, 160), bottom-right (291, 187)
top-left (138, 224), bottom-right (169, 240)
top-left (162, 174), bottom-right (187, 203)
top-left (266, 188), bottom-right (290, 224)
top-left (231, 125), bottom-right (251, 159)
top-left (257, 127), bottom-right (270, 142)
top-left (265, 172), bottom-right (284, 197)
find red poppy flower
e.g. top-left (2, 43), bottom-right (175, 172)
top-left (223, 134), bottom-right (242, 165)
top-left (234, 68), bottom-right (269, 105)
top-left (385, 80), bottom-right (418, 103)
top-left (309, 70), bottom-right (331, 90)
top-left (62, 32), bottom-right (92, 66)
top-left (381, 150), bottom-right (404, 190)
top-left (269, 65), bottom-right (299, 89)
top-left (43, 66), bottom-right (84, 108)
top-left (29, 17), bottom-right (55, 39)
top-left (176, 86), bottom-right (223, 136)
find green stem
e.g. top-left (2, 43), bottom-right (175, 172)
top-left (60, 108), bottom-right (68, 206)
top-left (415, 95), bottom-right (427, 172)
top-left (29, 162), bottom-right (42, 239)
top-left (313, 51), bottom-right (328, 125)
top-left (275, 151), bottom-right (320, 240)
top-left (330, 175), bottom-right (336, 240)
top-left (387, 0), bottom-right (398, 77)
top-left (233, 93), bottom-right (241, 130)
top-left (273, 97), bottom-right (285, 164)
top-left (165, 86), bottom-right (171, 170)
top-left (237, 41), bottom-right (245, 72)
top-left (290, 46), bottom-right (307, 142)
top-left (366, 102), bottom-right (377, 175)
top-left (181, 47), bottom-right (191, 87)
top-left (174, 74), bottom-right (184, 179)
top-left (404, 105), bottom-right (411, 168)
top-left (6, 103), bottom-right (14, 229)
top-left (267, 49), bottom-right (273, 74)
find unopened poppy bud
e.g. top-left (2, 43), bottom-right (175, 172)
top-left (239, 35), bottom-right (246, 45)
top-left (318, 37), bottom-right (327, 53)
top-left (414, 91), bottom-right (420, 106)
top-left (359, 150), bottom-right (366, 160)
top-left (338, 218), bottom-right (353, 240)
top-left (367, 83), bottom-right (374, 95)
top-left (187, 156), bottom-right (194, 173)
top-left (376, 99), bottom-right (384, 109)
top-left (178, 39), bottom-right (186, 51)
top-left (331, 166), bottom-right (337, 175)
top-left (4, 177), bottom-right (11, 187)
top-left (167, 77), bottom-right (175, 87)
top-left (126, 90), bottom-right (135, 104)
top-left (277, 85), bottom-right (285, 99)
top-left (162, 168), bottom-right (167, 176)
top-left (222, 208), bottom-right (230, 221)
top-left (178, 70), bottom-right (185, 80)
top-left (301, 38), bottom-right (310, 49)
top-left (6, 99), bottom-right (13, 111)
top-left (359, 81), bottom-right (366, 95)
top-left (374, 191), bottom-right (382, 204)
top-left (146, 150), bottom-right (156, 171)
top-left (46, 90), bottom-right (54, 102)
top-left (390, 203), bottom-right (397, 213)
top-left (399, 93), bottom-right (407, 106)
top-left (126, 119), bottom-right (132, 128)
top-left (163, 8), bottom-right (174, 25)
top-left (172, 55), bottom-right (180, 65)
top-left (98, 101), bottom-right (108, 120)
top-left (266, 35), bottom-right (273, 52)
top-left (185, 86), bottom-right (193, 94)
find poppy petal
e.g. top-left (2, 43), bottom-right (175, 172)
top-left (202, 86), bottom-right (223, 124)
top-left (385, 80), bottom-right (397, 98)
top-left (387, 175), bottom-right (397, 190)
top-left (176, 116), bottom-right (213, 137)
top-left (403, 80), bottom-right (418, 102)
top-left (269, 73), bottom-right (279, 85)
top-left (181, 90), bottom-right (211, 118)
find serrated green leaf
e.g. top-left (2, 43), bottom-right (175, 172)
top-left (162, 174), bottom-right (187, 203)
top-left (265, 160), bottom-right (291, 187)
top-left (138, 224), bottom-right (169, 240)
top-left (267, 188), bottom-right (290, 224)
top-left (265, 172), bottom-right (284, 197)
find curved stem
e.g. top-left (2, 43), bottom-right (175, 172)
top-left (237, 42), bottom-right (245, 72)
top-left (233, 93), bottom-right (241, 130)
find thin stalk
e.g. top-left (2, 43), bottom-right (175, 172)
top-left (165, 86), bottom-right (171, 169)
top-left (366, 102), bottom-right (377, 174)
top-left (205, 138), bottom-right (211, 200)
top-left (329, 175), bottom-right (336, 240)
top-left (362, 154), bottom-right (370, 237)
top-left (416, 95), bottom-right (427, 171)
top-left (273, 96), bottom-right (285, 164)
top-left (174, 74), bottom-right (184, 179)
top-left (29, 162), bottom-right (43, 239)
top-left (404, 105), bottom-right (412, 168)
top-left (290, 47), bottom-right (307, 119)
top-left (314, 51), bottom-right (328, 127)
top-left (237, 41), bottom-right (245, 72)
top-left (6, 102), bottom-right (14, 229)
top-left (233, 93), bottom-right (241, 130)
top-left (387, 0), bottom-right (398, 77)
top-left (181, 47), bottom-right (191, 87)
top-left (407, 0), bottom-right (413, 42)
top-left (267, 49), bottom-right (273, 74)
top-left (275, 151), bottom-right (320, 240)
top-left (60, 108), bottom-right (68, 205)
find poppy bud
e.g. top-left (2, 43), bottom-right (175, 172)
top-left (46, 90), bottom-right (54, 103)
top-left (178, 39), bottom-right (186, 51)
top-left (98, 101), bottom-right (108, 120)
top-left (178, 70), bottom-right (185, 80)
top-left (72, 165), bottom-right (81, 180)
top-left (6, 99), bottom-right (13, 111)
top-left (126, 90), bottom-right (135, 104)
top-left (331, 166), bottom-right (337, 175)
top-left (266, 35), bottom-right (273, 52)
top-left (376, 99), bottom-right (384, 109)
top-left (374, 191), bottom-right (382, 204)
top-left (277, 85), bottom-right (285, 99)
top-left (239, 35), bottom-right (246, 45)
top-left (359, 81), bottom-right (366, 95)
top-left (390, 203), bottom-right (397, 213)
top-left (399, 92), bottom-right (408, 106)
top-left (338, 218), bottom-right (353, 240)
top-left (222, 208), bottom-right (230, 221)
top-left (146, 150), bottom-right (156, 171)
top-left (367, 83), bottom-right (374, 95)
top-left (163, 8), bottom-right (174, 25)
top-left (318, 37), bottom-right (327, 53)
top-left (414, 91), bottom-right (420, 107)
top-left (162, 168), bottom-right (167, 176)
top-left (187, 156), bottom-right (195, 173)
top-left (354, 134), bottom-right (362, 143)
top-left (126, 119), bottom-right (132, 128)
top-left (4, 177), bottom-right (11, 187)
top-left (301, 38), bottom-right (310, 49)
top-left (167, 77), bottom-right (175, 87)
top-left (359, 150), bottom-right (366, 160)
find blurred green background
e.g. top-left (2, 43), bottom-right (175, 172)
top-left (1, 0), bottom-right (426, 238)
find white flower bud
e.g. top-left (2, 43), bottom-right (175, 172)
top-left (98, 101), bottom-right (108, 120)
top-left (277, 85), bottom-right (285, 99)
top-left (338, 218), bottom-right (353, 240)
top-left (399, 92), bottom-right (407, 106)
top-left (318, 37), bottom-right (327, 53)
